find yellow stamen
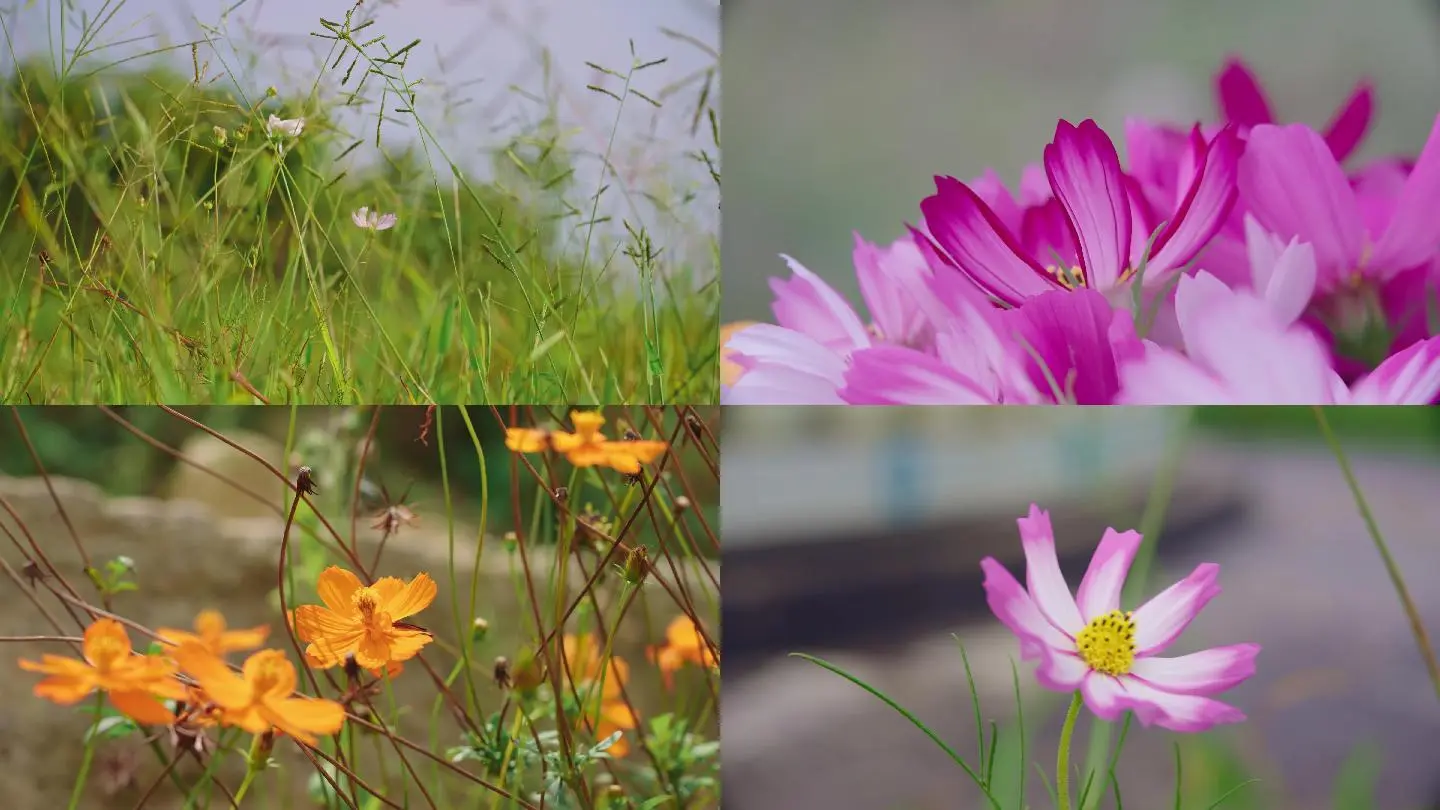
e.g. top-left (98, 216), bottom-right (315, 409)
top-left (1074, 609), bottom-right (1136, 676)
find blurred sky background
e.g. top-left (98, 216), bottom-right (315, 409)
top-left (722, 0), bottom-right (1440, 321)
top-left (721, 406), bottom-right (1440, 809)
top-left (4, 0), bottom-right (719, 268)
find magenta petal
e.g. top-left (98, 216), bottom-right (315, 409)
top-left (1367, 114), bottom-right (1440, 275)
top-left (921, 176), bottom-right (1056, 306)
top-left (1043, 119), bottom-right (1132, 289)
top-left (1018, 198), bottom-right (1078, 267)
top-left (1214, 56), bottom-right (1274, 128)
top-left (1349, 336), bottom-right (1440, 404)
top-left (1238, 123), bottom-right (1365, 279)
top-left (969, 168), bottom-right (1025, 234)
top-left (1003, 289), bottom-right (1126, 404)
top-left (1145, 127), bottom-right (1242, 279)
top-left (840, 345), bottom-right (996, 404)
top-left (1321, 80), bottom-right (1374, 162)
top-left (722, 324), bottom-right (847, 405)
top-left (980, 557), bottom-right (1076, 660)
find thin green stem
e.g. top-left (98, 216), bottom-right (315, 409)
top-left (1314, 405), bottom-right (1440, 701)
top-left (66, 695), bottom-right (103, 810)
top-left (1057, 691), bottom-right (1085, 810)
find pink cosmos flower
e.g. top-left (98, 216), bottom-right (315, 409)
top-left (1116, 272), bottom-right (1440, 404)
top-left (722, 235), bottom-right (940, 404)
top-left (982, 504), bottom-right (1258, 733)
top-left (352, 207), bottom-right (398, 231)
top-left (919, 119), bottom-right (1241, 306)
top-left (1215, 56), bottom-right (1374, 162)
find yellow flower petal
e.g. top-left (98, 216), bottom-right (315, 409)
top-left (108, 689), bottom-right (176, 726)
top-left (315, 567), bottom-right (363, 614)
top-left (374, 573), bottom-right (437, 620)
top-left (504, 428), bottom-right (550, 453)
top-left (172, 643), bottom-right (251, 710)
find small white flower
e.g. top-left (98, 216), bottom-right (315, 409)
top-left (352, 207), bottom-right (398, 231)
top-left (266, 114), bottom-right (306, 137)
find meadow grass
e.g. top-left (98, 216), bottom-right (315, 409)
top-left (0, 0), bottom-right (720, 404)
top-left (0, 404), bottom-right (721, 808)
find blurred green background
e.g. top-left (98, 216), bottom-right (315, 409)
top-left (721, 0), bottom-right (1440, 321)
top-left (0, 406), bottom-right (719, 554)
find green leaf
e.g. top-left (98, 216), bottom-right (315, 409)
top-left (1329, 741), bottom-right (1380, 810)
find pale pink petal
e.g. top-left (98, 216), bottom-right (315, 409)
top-left (1245, 215), bottom-right (1317, 326)
top-left (1079, 672), bottom-right (1131, 723)
top-left (721, 325), bottom-right (846, 405)
top-left (1367, 114), bottom-right (1440, 275)
top-left (1017, 163), bottom-right (1053, 206)
top-left (921, 176), bottom-right (1056, 306)
top-left (1214, 57), bottom-right (1274, 128)
top-left (1115, 343), bottom-right (1239, 405)
top-left (840, 345), bottom-right (995, 404)
top-left (853, 234), bottom-right (933, 347)
top-left (1144, 127), bottom-right (1242, 280)
top-left (1171, 273), bottom-right (1338, 404)
top-left (1239, 123), bottom-right (1364, 281)
top-left (1043, 119), bottom-right (1131, 289)
top-left (1348, 336), bottom-right (1440, 404)
top-left (1017, 504), bottom-right (1084, 635)
top-left (980, 557), bottom-right (1076, 660)
top-left (1035, 650), bottom-right (1091, 693)
top-left (1074, 529), bottom-right (1143, 620)
top-left (1129, 644), bottom-right (1260, 695)
top-left (770, 255), bottom-right (872, 353)
top-left (1129, 562), bottom-right (1223, 655)
top-left (1321, 80), bottom-right (1374, 162)
top-left (1109, 676), bottom-right (1249, 732)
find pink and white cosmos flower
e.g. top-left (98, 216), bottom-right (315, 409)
top-left (982, 505), bottom-right (1258, 733)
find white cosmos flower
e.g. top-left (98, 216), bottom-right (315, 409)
top-left (265, 114), bottom-right (306, 137)
top-left (352, 207), bottom-right (398, 231)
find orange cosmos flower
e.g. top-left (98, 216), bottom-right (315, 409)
top-left (648, 615), bottom-right (719, 689)
top-left (172, 645), bottom-right (345, 746)
top-left (563, 633), bottom-right (639, 757)
top-left (504, 426), bottom-right (551, 453)
top-left (157, 610), bottom-right (269, 657)
top-left (292, 566), bottom-right (436, 669)
top-left (506, 412), bottom-right (669, 474)
top-left (18, 618), bottom-right (186, 725)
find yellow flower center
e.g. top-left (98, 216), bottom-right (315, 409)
top-left (352, 587), bottom-right (382, 621)
top-left (247, 652), bottom-right (293, 699)
top-left (87, 635), bottom-right (129, 672)
top-left (1045, 265), bottom-right (1087, 290)
top-left (1074, 609), bottom-right (1136, 676)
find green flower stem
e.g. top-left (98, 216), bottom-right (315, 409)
top-left (65, 695), bottom-right (104, 810)
top-left (1314, 406), bottom-right (1440, 701)
top-left (1056, 691), bottom-right (1085, 810)
top-left (233, 733), bottom-right (269, 805)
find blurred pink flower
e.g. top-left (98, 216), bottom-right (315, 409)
top-left (1214, 56), bottom-right (1374, 162)
top-left (352, 207), bottom-right (398, 231)
top-left (982, 504), bottom-right (1258, 733)
top-left (1116, 272), bottom-right (1440, 404)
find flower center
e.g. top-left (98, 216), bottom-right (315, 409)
top-left (1325, 277), bottom-right (1393, 370)
top-left (87, 635), bottom-right (128, 672)
top-left (1045, 265), bottom-right (1087, 290)
top-left (249, 655), bottom-right (289, 697)
top-left (352, 587), bottom-right (382, 621)
top-left (1074, 609), bottom-right (1136, 676)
